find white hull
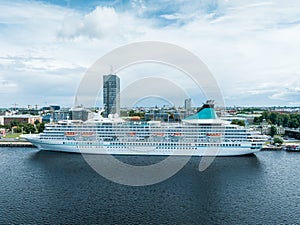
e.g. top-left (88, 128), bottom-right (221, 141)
top-left (26, 137), bottom-right (261, 156)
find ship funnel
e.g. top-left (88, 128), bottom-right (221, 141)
top-left (184, 100), bottom-right (217, 120)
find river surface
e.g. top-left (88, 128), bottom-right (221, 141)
top-left (0, 147), bottom-right (300, 224)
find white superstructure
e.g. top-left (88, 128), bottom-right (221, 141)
top-left (23, 101), bottom-right (267, 156)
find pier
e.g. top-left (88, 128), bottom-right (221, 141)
top-left (261, 146), bottom-right (283, 151)
top-left (0, 141), bottom-right (35, 147)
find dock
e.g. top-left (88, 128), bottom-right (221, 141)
top-left (0, 141), bottom-right (35, 147)
top-left (261, 146), bottom-right (283, 151)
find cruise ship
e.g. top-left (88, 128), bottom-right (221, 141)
top-left (23, 101), bottom-right (267, 156)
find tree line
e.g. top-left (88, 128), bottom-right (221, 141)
top-left (231, 119), bottom-right (246, 127)
top-left (254, 111), bottom-right (300, 128)
top-left (0, 119), bottom-right (46, 134)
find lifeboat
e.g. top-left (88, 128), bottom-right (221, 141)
top-left (81, 132), bottom-right (94, 137)
top-left (154, 132), bottom-right (164, 136)
top-left (130, 116), bottom-right (141, 121)
top-left (206, 133), bottom-right (222, 137)
top-left (64, 132), bottom-right (77, 136)
top-left (128, 132), bottom-right (136, 136)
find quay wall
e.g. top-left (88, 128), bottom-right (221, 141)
top-left (0, 141), bottom-right (35, 147)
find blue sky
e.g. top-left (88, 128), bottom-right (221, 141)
top-left (0, 0), bottom-right (300, 108)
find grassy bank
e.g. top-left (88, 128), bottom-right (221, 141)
top-left (2, 133), bottom-right (22, 139)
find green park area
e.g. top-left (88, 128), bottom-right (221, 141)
top-left (0, 119), bottom-right (46, 141)
top-left (3, 133), bottom-right (22, 139)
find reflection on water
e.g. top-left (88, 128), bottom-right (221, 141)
top-left (1, 148), bottom-right (299, 224)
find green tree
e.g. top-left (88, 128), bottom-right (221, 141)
top-left (253, 116), bottom-right (262, 124)
top-left (231, 119), bottom-right (238, 125)
top-left (256, 111), bottom-right (300, 129)
top-left (237, 120), bottom-right (245, 127)
top-left (231, 119), bottom-right (245, 127)
top-left (36, 122), bottom-right (46, 133)
top-left (10, 119), bottom-right (21, 128)
top-left (262, 111), bottom-right (269, 120)
top-left (270, 125), bottom-right (277, 137)
top-left (273, 137), bottom-right (283, 145)
top-left (22, 123), bottom-right (36, 134)
top-left (13, 126), bottom-right (22, 133)
top-left (289, 118), bottom-right (299, 129)
top-left (4, 124), bottom-right (11, 130)
top-left (128, 110), bottom-right (135, 117)
top-left (283, 115), bottom-right (290, 127)
top-left (269, 112), bottom-right (278, 125)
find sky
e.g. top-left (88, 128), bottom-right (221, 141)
top-left (0, 0), bottom-right (300, 108)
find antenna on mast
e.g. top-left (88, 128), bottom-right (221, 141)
top-left (74, 95), bottom-right (78, 106)
top-left (110, 65), bottom-right (114, 74)
top-left (12, 103), bottom-right (18, 111)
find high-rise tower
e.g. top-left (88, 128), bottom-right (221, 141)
top-left (103, 74), bottom-right (120, 117)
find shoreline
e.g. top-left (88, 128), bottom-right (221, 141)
top-left (0, 140), bottom-right (35, 147)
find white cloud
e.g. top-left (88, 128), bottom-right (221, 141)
top-left (58, 7), bottom-right (119, 39)
top-left (160, 13), bottom-right (194, 21)
top-left (0, 0), bottom-right (300, 107)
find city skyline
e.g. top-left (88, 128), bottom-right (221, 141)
top-left (0, 0), bottom-right (300, 107)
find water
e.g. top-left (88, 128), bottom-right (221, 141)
top-left (1, 147), bottom-right (300, 224)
